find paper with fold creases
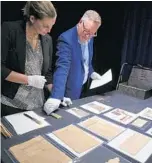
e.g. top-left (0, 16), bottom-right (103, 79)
top-left (47, 124), bottom-right (103, 157)
top-left (78, 116), bottom-right (125, 141)
top-left (108, 129), bottom-right (152, 163)
top-left (9, 136), bottom-right (72, 163)
top-left (90, 69), bottom-right (112, 89)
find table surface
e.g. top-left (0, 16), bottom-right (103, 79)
top-left (1, 91), bottom-right (152, 163)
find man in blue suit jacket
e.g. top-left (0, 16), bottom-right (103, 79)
top-left (44, 10), bottom-right (102, 115)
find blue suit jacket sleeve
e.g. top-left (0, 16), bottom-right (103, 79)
top-left (50, 35), bottom-right (71, 99)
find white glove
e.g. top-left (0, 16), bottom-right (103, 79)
top-left (91, 72), bottom-right (102, 80)
top-left (61, 97), bottom-right (72, 107)
top-left (28, 75), bottom-right (46, 89)
top-left (44, 98), bottom-right (61, 115)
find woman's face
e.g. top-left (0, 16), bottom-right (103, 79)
top-left (31, 16), bottom-right (56, 36)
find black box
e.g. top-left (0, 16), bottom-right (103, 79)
top-left (118, 66), bottom-right (152, 99)
top-left (118, 82), bottom-right (152, 99)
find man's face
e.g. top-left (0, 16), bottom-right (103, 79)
top-left (78, 19), bottom-right (100, 42)
top-left (32, 17), bottom-right (56, 36)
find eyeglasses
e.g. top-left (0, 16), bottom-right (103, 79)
top-left (82, 21), bottom-right (97, 37)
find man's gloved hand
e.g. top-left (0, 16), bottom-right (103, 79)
top-left (91, 72), bottom-right (102, 80)
top-left (28, 75), bottom-right (46, 89)
top-left (44, 98), bottom-right (61, 115)
top-left (61, 97), bottom-right (72, 107)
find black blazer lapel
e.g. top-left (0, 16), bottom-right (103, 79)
top-left (16, 21), bottom-right (26, 73)
top-left (41, 35), bottom-right (50, 75)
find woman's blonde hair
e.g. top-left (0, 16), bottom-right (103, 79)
top-left (22, 1), bottom-right (57, 20)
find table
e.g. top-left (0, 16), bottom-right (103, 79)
top-left (1, 91), bottom-right (152, 163)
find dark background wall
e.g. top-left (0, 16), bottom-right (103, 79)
top-left (1, 1), bottom-right (143, 91)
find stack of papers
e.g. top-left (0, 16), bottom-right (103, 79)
top-left (5, 111), bottom-right (50, 135)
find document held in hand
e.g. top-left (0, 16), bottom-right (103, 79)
top-left (90, 69), bottom-right (112, 89)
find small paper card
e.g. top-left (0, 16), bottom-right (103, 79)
top-left (131, 118), bottom-right (149, 128)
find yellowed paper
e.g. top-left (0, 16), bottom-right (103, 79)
top-left (53, 125), bottom-right (101, 153)
top-left (87, 103), bottom-right (105, 112)
top-left (9, 136), bottom-right (72, 163)
top-left (79, 116), bottom-right (125, 141)
top-left (66, 108), bottom-right (90, 118)
top-left (131, 118), bottom-right (148, 128)
top-left (119, 133), bottom-right (151, 155)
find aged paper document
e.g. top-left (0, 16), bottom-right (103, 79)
top-left (9, 136), bottom-right (72, 163)
top-left (66, 107), bottom-right (90, 118)
top-left (53, 125), bottom-right (101, 153)
top-left (47, 125), bottom-right (103, 157)
top-left (104, 108), bottom-right (137, 125)
top-left (119, 132), bottom-right (151, 155)
top-left (78, 116), bottom-right (125, 141)
top-left (108, 129), bottom-right (152, 163)
top-left (81, 101), bottom-right (112, 114)
top-left (86, 103), bottom-right (105, 112)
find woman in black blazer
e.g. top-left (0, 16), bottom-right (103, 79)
top-left (1, 1), bottom-right (57, 116)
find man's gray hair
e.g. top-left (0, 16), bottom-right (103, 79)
top-left (22, 1), bottom-right (57, 20)
top-left (81, 10), bottom-right (101, 25)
